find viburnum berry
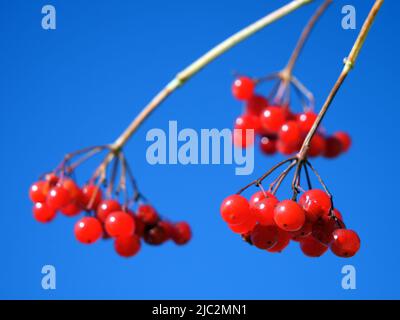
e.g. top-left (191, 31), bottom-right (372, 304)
top-left (80, 184), bottom-right (102, 210)
top-left (297, 111), bottom-right (317, 133)
top-left (33, 202), bottom-right (56, 223)
top-left (228, 217), bottom-right (256, 234)
top-left (249, 190), bottom-right (276, 208)
top-left (96, 199), bottom-right (121, 222)
top-left (276, 139), bottom-right (300, 155)
top-left (250, 225), bottom-right (278, 249)
top-left (29, 181), bottom-right (49, 203)
top-left (114, 235), bottom-right (141, 257)
top-left (307, 133), bottom-right (326, 157)
top-left (267, 228), bottom-right (291, 253)
top-left (233, 114), bottom-right (260, 148)
top-left (330, 229), bottom-right (360, 258)
top-left (144, 224), bottom-right (169, 245)
top-left (61, 179), bottom-right (81, 201)
top-left (274, 200), bottom-right (305, 232)
top-left (133, 215), bottom-right (146, 237)
top-left (259, 136), bottom-right (277, 155)
top-left (253, 197), bottom-right (279, 226)
top-left (290, 221), bottom-right (313, 241)
top-left (105, 211), bottom-right (136, 238)
top-left (312, 216), bottom-right (340, 245)
top-left (300, 236), bottom-right (328, 257)
top-left (323, 136), bottom-right (342, 158)
top-left (299, 189), bottom-right (331, 222)
top-left (74, 217), bottom-right (103, 244)
top-left (246, 95), bottom-right (268, 116)
top-left (260, 106), bottom-right (287, 134)
top-left (278, 121), bottom-right (302, 146)
top-left (172, 222), bottom-right (192, 245)
top-left (45, 173), bottom-right (59, 185)
top-left (60, 203), bottom-right (81, 217)
top-left (220, 194), bottom-right (251, 225)
top-left (137, 204), bottom-right (159, 225)
top-left (46, 185), bottom-right (71, 210)
top-left (232, 76), bottom-right (255, 100)
top-left (334, 131), bottom-right (351, 152)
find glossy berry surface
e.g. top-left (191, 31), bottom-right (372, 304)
top-left (137, 204), bottom-right (159, 225)
top-left (249, 190), bottom-right (276, 208)
top-left (253, 197), bottom-right (279, 226)
top-left (232, 76), bottom-right (255, 100)
top-left (267, 228), bottom-right (291, 253)
top-left (80, 184), bottom-right (102, 210)
top-left (334, 131), bottom-right (351, 152)
top-left (250, 225), bottom-right (278, 249)
top-left (260, 136), bottom-right (277, 155)
top-left (323, 136), bottom-right (342, 158)
top-left (29, 181), bottom-right (49, 203)
top-left (299, 189), bottom-right (331, 222)
top-left (33, 202), bottom-right (56, 223)
top-left (260, 106), bottom-right (287, 134)
top-left (114, 235), bottom-right (141, 257)
top-left (105, 211), bottom-right (136, 238)
top-left (74, 217), bottom-right (103, 244)
top-left (220, 194), bottom-right (251, 225)
top-left (228, 217), bottom-right (256, 234)
top-left (46, 186), bottom-right (71, 210)
top-left (233, 114), bottom-right (260, 148)
top-left (278, 121), bottom-right (302, 146)
top-left (300, 236), bottom-right (328, 257)
top-left (246, 95), bottom-right (268, 116)
top-left (96, 199), bottom-right (121, 222)
top-left (60, 203), bottom-right (81, 217)
top-left (330, 229), bottom-right (360, 258)
top-left (297, 112), bottom-right (317, 133)
top-left (274, 200), bottom-right (305, 232)
top-left (308, 133), bottom-right (326, 157)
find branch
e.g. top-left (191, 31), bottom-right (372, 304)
top-left (111, 0), bottom-right (314, 150)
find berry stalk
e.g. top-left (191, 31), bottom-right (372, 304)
top-left (111, 0), bottom-right (314, 151)
top-left (297, 0), bottom-right (384, 160)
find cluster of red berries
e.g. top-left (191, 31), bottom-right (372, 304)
top-left (231, 76), bottom-right (351, 157)
top-left (220, 188), bottom-right (360, 258)
top-left (29, 174), bottom-right (191, 257)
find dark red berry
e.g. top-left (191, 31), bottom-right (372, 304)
top-left (137, 205), bottom-right (159, 225)
top-left (267, 228), bottom-right (291, 253)
top-left (330, 229), bottom-right (360, 258)
top-left (334, 131), bottom-right (351, 152)
top-left (300, 236), bottom-right (328, 257)
top-left (299, 189), bottom-right (331, 222)
top-left (172, 222), bottom-right (192, 245)
top-left (323, 136), bottom-right (342, 158)
top-left (114, 235), bottom-right (141, 257)
top-left (80, 184), bottom-right (102, 210)
top-left (260, 136), bottom-right (277, 155)
top-left (246, 95), bottom-right (268, 116)
top-left (250, 225), bottom-right (278, 249)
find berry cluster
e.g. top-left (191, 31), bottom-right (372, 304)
top-left (220, 188), bottom-right (360, 258)
top-left (29, 174), bottom-right (191, 258)
top-left (231, 76), bottom-right (351, 158)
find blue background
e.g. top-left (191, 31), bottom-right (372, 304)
top-left (0, 0), bottom-right (398, 299)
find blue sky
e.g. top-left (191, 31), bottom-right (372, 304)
top-left (0, 0), bottom-right (399, 299)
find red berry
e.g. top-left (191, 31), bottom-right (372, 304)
top-left (253, 197), bottom-right (279, 226)
top-left (29, 181), bottom-right (49, 203)
top-left (290, 221), bottom-right (313, 241)
top-left (249, 190), bottom-right (276, 208)
top-left (137, 204), bottom-right (159, 225)
top-left (334, 131), bottom-right (351, 152)
top-left (251, 225), bottom-right (278, 249)
top-left (260, 106), bottom-right (287, 134)
top-left (300, 236), bottom-right (328, 257)
top-left (246, 95), bottom-right (268, 116)
top-left (114, 235), bottom-right (141, 257)
top-left (232, 76), bottom-right (255, 100)
top-left (299, 189), bottom-right (331, 222)
top-left (274, 200), bottom-right (305, 232)
top-left (312, 217), bottom-right (340, 245)
top-left (260, 136), bottom-right (277, 155)
top-left (114, 235), bottom-right (141, 258)
top-left (330, 229), bottom-right (360, 258)
top-left (276, 139), bottom-right (300, 155)
top-left (172, 222), bottom-right (192, 245)
top-left (267, 228), bottom-right (291, 253)
top-left (61, 203), bottom-right (81, 217)
top-left (297, 112), bottom-right (317, 133)
top-left (105, 211), bottom-right (136, 238)
top-left (96, 200), bottom-right (121, 222)
top-left (278, 121), bottom-right (302, 146)
top-left (220, 194), bottom-right (251, 225)
top-left (61, 179), bottom-right (81, 201)
top-left (33, 202), bottom-right (56, 223)
top-left (308, 133), bottom-right (326, 157)
top-left (74, 217), bottom-right (103, 244)
top-left (47, 186), bottom-right (71, 210)
top-left (144, 224), bottom-right (169, 245)
top-left (45, 173), bottom-right (59, 185)
top-left (133, 215), bottom-right (146, 237)
top-left (228, 217), bottom-right (256, 234)
top-left (233, 114), bottom-right (260, 148)
top-left (80, 184), bottom-right (102, 210)
top-left (331, 208), bottom-right (344, 222)
top-left (323, 136), bottom-right (342, 158)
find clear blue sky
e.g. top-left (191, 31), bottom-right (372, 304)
top-left (0, 0), bottom-right (398, 299)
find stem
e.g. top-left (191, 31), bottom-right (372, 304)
top-left (284, 0), bottom-right (332, 75)
top-left (298, 0), bottom-right (384, 159)
top-left (111, 0), bottom-right (313, 150)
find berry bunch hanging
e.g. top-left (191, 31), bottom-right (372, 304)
top-left (230, 0), bottom-right (350, 158)
top-left (29, 147), bottom-right (191, 258)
